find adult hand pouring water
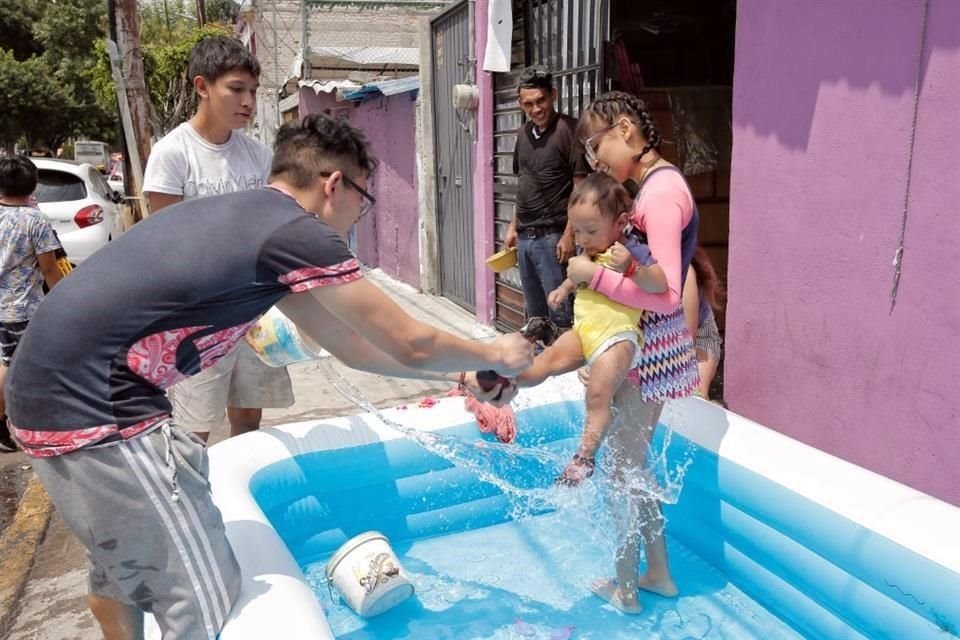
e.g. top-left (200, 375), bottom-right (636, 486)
top-left (3, 114), bottom-right (532, 640)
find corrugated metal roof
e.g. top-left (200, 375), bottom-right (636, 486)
top-left (374, 76), bottom-right (420, 96)
top-left (308, 46), bottom-right (419, 68)
top-left (342, 76), bottom-right (420, 102)
top-left (298, 79), bottom-right (362, 94)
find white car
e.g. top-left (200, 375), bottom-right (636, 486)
top-left (32, 159), bottom-right (124, 265)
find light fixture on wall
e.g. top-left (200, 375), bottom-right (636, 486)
top-left (452, 84), bottom-right (479, 111)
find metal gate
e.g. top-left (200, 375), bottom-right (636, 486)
top-left (492, 0), bottom-right (609, 331)
top-left (432, 2), bottom-right (476, 311)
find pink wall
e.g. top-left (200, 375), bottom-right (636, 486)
top-left (299, 89), bottom-right (421, 288)
top-left (725, 0), bottom-right (960, 505)
top-left (298, 90), bottom-right (341, 116)
top-left (473, 0), bottom-right (496, 324)
top-left (351, 94), bottom-right (421, 288)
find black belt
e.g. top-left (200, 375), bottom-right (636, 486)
top-left (519, 223), bottom-right (566, 238)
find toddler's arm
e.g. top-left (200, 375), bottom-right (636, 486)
top-left (548, 279), bottom-right (576, 310)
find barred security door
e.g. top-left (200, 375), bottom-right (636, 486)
top-left (491, 0), bottom-right (609, 330)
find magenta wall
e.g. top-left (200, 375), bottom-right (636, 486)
top-left (298, 90), bottom-right (341, 116)
top-left (473, 0), bottom-right (496, 323)
top-left (725, 0), bottom-right (960, 505)
top-left (351, 94), bottom-right (421, 288)
top-left (299, 89), bottom-right (421, 288)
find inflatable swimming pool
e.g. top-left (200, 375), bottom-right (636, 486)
top-left (151, 374), bottom-right (960, 639)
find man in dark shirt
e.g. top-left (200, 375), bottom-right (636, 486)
top-left (505, 66), bottom-right (589, 329)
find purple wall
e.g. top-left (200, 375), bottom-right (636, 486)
top-left (726, 0), bottom-right (960, 505)
top-left (298, 90), bottom-right (341, 116)
top-left (351, 94), bottom-right (421, 287)
top-left (299, 89), bottom-right (421, 288)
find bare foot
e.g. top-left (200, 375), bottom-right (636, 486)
top-left (637, 573), bottom-right (678, 598)
top-left (591, 579), bottom-right (642, 614)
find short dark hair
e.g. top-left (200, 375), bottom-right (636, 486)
top-left (270, 113), bottom-right (379, 189)
top-left (0, 155), bottom-right (38, 198)
top-left (517, 65), bottom-right (553, 93)
top-left (568, 172), bottom-right (633, 220)
top-left (187, 35), bottom-right (260, 84)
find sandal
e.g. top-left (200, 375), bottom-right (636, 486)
top-left (554, 454), bottom-right (595, 487)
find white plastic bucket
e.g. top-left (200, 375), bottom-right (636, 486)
top-left (325, 531), bottom-right (415, 617)
top-left (245, 306), bottom-right (325, 367)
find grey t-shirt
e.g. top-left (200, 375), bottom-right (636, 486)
top-left (6, 189), bottom-right (360, 457)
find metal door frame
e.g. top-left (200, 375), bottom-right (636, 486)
top-left (430, 1), bottom-right (477, 311)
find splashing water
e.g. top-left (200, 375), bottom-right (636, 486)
top-left (315, 358), bottom-right (697, 579)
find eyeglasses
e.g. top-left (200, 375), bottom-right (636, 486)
top-left (319, 171), bottom-right (376, 217)
top-left (584, 123), bottom-right (618, 171)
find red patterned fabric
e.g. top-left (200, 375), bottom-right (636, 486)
top-left (448, 387), bottom-right (517, 444)
top-left (279, 258), bottom-right (362, 293)
top-left (127, 325), bottom-right (209, 388)
top-left (193, 319), bottom-right (259, 370)
top-left (10, 414), bottom-right (167, 458)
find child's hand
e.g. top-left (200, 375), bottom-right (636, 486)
top-left (547, 287), bottom-right (568, 310)
top-left (607, 242), bottom-right (634, 272)
top-left (566, 255), bottom-right (598, 284)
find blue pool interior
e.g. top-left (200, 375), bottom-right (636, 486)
top-left (250, 401), bottom-right (960, 640)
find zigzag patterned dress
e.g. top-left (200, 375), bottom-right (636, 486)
top-left (634, 305), bottom-right (699, 402)
top-left (625, 167), bottom-right (700, 402)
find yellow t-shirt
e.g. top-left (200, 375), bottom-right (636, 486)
top-left (573, 248), bottom-right (644, 360)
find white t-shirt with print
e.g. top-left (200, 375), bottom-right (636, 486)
top-left (143, 123), bottom-right (272, 200)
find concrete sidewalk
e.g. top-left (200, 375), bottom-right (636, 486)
top-left (2, 270), bottom-right (496, 640)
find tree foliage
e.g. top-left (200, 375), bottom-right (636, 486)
top-left (92, 24), bottom-right (232, 137)
top-left (1, 0), bottom-right (242, 150)
top-left (0, 0), bottom-right (115, 150)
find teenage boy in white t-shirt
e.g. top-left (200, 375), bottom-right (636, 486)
top-left (143, 35), bottom-right (294, 442)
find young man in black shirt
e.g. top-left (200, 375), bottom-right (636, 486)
top-left (505, 66), bottom-right (589, 329)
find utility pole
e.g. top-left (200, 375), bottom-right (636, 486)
top-left (301, 0), bottom-right (310, 80)
top-left (108, 0), bottom-right (153, 220)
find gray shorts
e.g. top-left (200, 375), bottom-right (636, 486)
top-left (170, 341), bottom-right (294, 433)
top-left (31, 423), bottom-right (241, 639)
top-left (695, 305), bottom-right (723, 362)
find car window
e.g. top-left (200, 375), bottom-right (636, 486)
top-left (34, 170), bottom-right (87, 202)
top-left (89, 169), bottom-right (113, 197)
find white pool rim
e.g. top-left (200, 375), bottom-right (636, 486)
top-left (145, 374), bottom-right (960, 639)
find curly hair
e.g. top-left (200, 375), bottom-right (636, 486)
top-left (270, 113), bottom-right (379, 188)
top-left (568, 172), bottom-right (633, 220)
top-left (576, 90), bottom-right (662, 164)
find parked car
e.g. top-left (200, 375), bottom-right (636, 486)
top-left (106, 160), bottom-right (125, 195)
top-left (31, 159), bottom-right (124, 265)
